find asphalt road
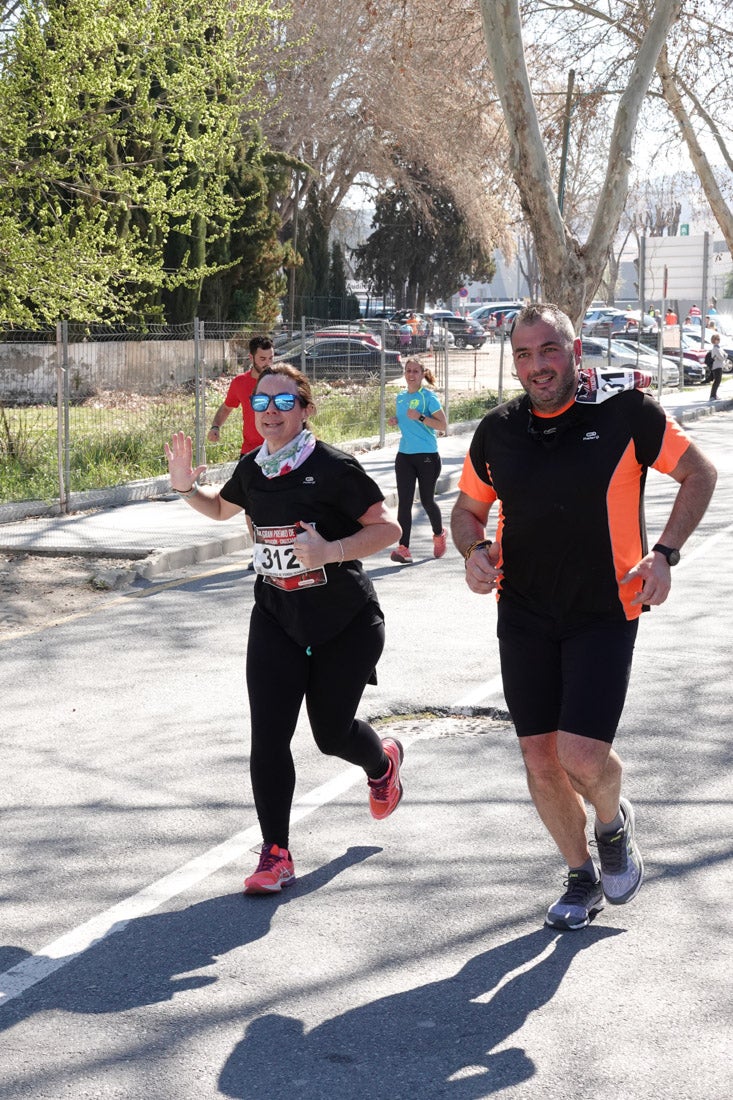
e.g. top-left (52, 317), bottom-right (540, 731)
top-left (0, 415), bottom-right (731, 1099)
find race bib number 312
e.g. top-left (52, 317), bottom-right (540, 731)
top-left (253, 523), bottom-right (327, 591)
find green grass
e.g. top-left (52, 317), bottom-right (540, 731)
top-left (0, 383), bottom-right (503, 504)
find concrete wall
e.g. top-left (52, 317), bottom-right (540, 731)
top-left (0, 337), bottom-right (234, 403)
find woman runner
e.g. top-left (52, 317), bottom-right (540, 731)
top-left (165, 364), bottom-right (404, 894)
top-left (388, 358), bottom-right (448, 564)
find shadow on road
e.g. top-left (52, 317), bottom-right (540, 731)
top-left (0, 845), bottom-right (382, 1026)
top-left (219, 924), bottom-right (624, 1098)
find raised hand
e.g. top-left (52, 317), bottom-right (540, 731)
top-left (164, 431), bottom-right (207, 492)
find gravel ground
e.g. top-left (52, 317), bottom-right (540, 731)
top-left (0, 552), bottom-right (139, 639)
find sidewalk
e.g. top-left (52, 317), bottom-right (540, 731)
top-left (1, 383), bottom-right (730, 578)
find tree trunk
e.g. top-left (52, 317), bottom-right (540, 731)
top-left (656, 45), bottom-right (733, 255)
top-left (478, 0), bottom-right (682, 328)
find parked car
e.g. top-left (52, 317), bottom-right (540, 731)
top-left (435, 315), bottom-right (486, 349)
top-left (358, 318), bottom-right (403, 350)
top-left (682, 327), bottom-right (733, 369)
top-left (469, 301), bottom-right (523, 325)
top-left (314, 326), bottom-right (382, 348)
top-left (280, 338), bottom-right (403, 380)
top-left (582, 309), bottom-right (627, 337)
top-left (582, 308), bottom-right (658, 338)
top-left (580, 337), bottom-right (680, 387)
top-left (430, 322), bottom-right (455, 348)
top-left (614, 336), bottom-right (705, 385)
top-left (624, 331), bottom-right (710, 383)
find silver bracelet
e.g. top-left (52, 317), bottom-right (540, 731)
top-left (336, 539), bottom-right (345, 565)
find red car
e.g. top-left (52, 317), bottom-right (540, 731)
top-left (314, 327), bottom-right (381, 348)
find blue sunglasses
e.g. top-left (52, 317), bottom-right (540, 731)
top-left (250, 392), bottom-right (300, 412)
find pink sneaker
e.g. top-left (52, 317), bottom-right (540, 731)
top-left (390, 545), bottom-right (413, 564)
top-left (244, 843), bottom-right (295, 894)
top-left (433, 530), bottom-right (447, 558)
top-left (368, 738), bottom-right (404, 819)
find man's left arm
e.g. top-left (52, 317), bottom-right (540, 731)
top-left (623, 440), bottom-right (717, 606)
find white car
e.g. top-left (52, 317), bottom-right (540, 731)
top-left (431, 322), bottom-right (455, 348)
top-left (581, 337), bottom-right (680, 388)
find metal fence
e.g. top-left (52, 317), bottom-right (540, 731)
top-left (2, 318), bottom-right (469, 513)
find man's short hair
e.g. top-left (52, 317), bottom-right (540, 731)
top-left (510, 303), bottom-right (576, 346)
top-left (249, 335), bottom-right (274, 355)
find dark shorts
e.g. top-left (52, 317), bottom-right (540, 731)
top-left (497, 600), bottom-right (639, 744)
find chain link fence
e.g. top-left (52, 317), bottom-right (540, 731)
top-left (3, 318), bottom-right (470, 512)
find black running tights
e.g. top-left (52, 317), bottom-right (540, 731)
top-left (394, 450), bottom-right (442, 547)
top-left (246, 601), bottom-right (386, 850)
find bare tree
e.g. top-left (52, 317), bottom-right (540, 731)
top-left (261, 0), bottom-right (514, 256)
top-left (534, 2), bottom-right (733, 256)
top-left (477, 0), bottom-right (682, 325)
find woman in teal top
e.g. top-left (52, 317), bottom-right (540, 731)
top-left (388, 358), bottom-right (448, 564)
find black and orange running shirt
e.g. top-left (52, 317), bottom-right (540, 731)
top-left (458, 390), bottom-right (691, 624)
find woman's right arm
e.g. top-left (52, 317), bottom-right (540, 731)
top-left (164, 431), bottom-right (243, 522)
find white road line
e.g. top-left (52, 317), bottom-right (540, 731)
top-left (0, 733), bottom-right (431, 1009)
top-left (453, 674), bottom-right (505, 709)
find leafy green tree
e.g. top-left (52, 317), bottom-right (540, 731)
top-left (295, 186), bottom-right (331, 319)
top-left (328, 241), bottom-right (360, 320)
top-left (168, 137), bottom-right (292, 326)
top-left (0, 0), bottom-right (282, 325)
top-left (354, 177), bottom-right (495, 310)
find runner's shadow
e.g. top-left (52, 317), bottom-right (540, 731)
top-left (219, 924), bottom-right (624, 1099)
top-left (0, 846), bottom-right (381, 1028)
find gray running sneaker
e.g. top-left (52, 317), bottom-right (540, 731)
top-left (595, 797), bottom-right (644, 905)
top-left (545, 870), bottom-right (604, 931)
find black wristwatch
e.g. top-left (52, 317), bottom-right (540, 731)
top-left (418, 414), bottom-right (426, 422)
top-left (652, 543), bottom-right (681, 566)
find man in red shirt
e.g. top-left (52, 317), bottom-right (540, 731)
top-left (208, 336), bottom-right (275, 454)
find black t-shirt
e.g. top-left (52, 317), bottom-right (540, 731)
top-left (462, 391), bottom-right (689, 626)
top-left (220, 440), bottom-right (385, 646)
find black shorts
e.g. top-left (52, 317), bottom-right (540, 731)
top-left (497, 600), bottom-right (639, 744)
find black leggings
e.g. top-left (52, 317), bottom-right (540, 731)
top-left (394, 450), bottom-right (442, 547)
top-left (246, 600), bottom-right (386, 849)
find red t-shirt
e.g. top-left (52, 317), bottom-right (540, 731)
top-left (224, 370), bottom-right (264, 454)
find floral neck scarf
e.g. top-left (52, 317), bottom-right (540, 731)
top-left (255, 429), bottom-right (316, 479)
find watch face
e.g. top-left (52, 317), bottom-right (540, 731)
top-left (655, 544), bottom-right (680, 566)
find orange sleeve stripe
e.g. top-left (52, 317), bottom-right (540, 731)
top-left (652, 416), bottom-right (690, 474)
top-left (458, 452), bottom-right (497, 504)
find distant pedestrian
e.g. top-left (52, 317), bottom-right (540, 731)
top-left (708, 334), bottom-right (725, 400)
top-left (388, 358), bottom-right (448, 565)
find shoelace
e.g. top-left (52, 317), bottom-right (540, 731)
top-left (257, 846), bottom-right (287, 872)
top-left (594, 828), bottom-right (626, 872)
top-left (561, 872), bottom-right (600, 905)
top-left (368, 765), bottom-right (392, 801)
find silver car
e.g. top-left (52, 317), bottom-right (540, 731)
top-left (581, 338), bottom-right (680, 388)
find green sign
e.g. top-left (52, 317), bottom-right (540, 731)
top-left (680, 224), bottom-right (689, 236)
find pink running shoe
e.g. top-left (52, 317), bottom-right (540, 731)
top-left (433, 530), bottom-right (447, 558)
top-left (390, 545), bottom-right (413, 564)
top-left (368, 737), bottom-right (404, 820)
top-left (244, 843), bottom-right (295, 894)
